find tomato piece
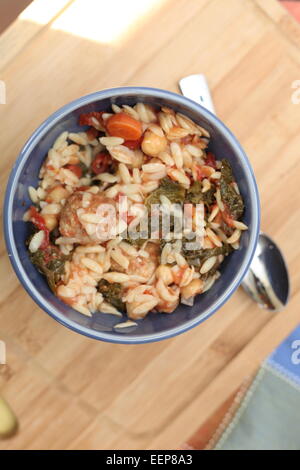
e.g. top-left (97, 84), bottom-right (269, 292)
top-left (40, 231), bottom-right (50, 250)
top-left (182, 135), bottom-right (193, 145)
top-left (106, 113), bottom-right (142, 140)
top-left (195, 165), bottom-right (213, 180)
top-left (114, 191), bottom-right (126, 203)
top-left (144, 288), bottom-right (153, 296)
top-left (205, 152), bottom-right (217, 169)
top-left (222, 205), bottom-right (235, 228)
top-left (195, 166), bottom-right (203, 180)
top-left (214, 210), bottom-right (223, 225)
top-left (64, 164), bottom-right (82, 179)
top-left (127, 214), bottom-right (135, 224)
top-left (86, 127), bottom-right (99, 140)
top-left (29, 206), bottom-right (50, 249)
top-left (91, 152), bottom-right (112, 175)
top-left (79, 111), bottom-right (104, 127)
top-left (41, 244), bottom-right (62, 264)
top-left (29, 206), bottom-right (47, 231)
top-left (120, 210), bottom-right (134, 225)
top-left (123, 135), bottom-right (143, 150)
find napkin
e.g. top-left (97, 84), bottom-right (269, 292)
top-left (213, 325), bottom-right (300, 450)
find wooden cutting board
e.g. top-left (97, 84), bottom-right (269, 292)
top-left (0, 0), bottom-right (299, 450)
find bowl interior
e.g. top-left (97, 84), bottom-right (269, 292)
top-left (5, 88), bottom-right (259, 343)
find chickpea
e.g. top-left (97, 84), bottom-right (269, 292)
top-left (156, 265), bottom-right (173, 285)
top-left (47, 185), bottom-right (69, 203)
top-left (181, 279), bottom-right (204, 299)
top-left (141, 130), bottom-right (167, 157)
top-left (43, 214), bottom-right (58, 231)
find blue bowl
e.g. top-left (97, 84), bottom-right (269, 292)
top-left (4, 87), bottom-right (260, 344)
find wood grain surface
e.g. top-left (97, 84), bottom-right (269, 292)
top-left (0, 0), bottom-right (299, 450)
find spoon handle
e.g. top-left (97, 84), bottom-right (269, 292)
top-left (178, 74), bottom-right (216, 114)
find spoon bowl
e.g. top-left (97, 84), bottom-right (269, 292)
top-left (241, 233), bottom-right (290, 311)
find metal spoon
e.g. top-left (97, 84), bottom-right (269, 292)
top-left (179, 74), bottom-right (290, 311)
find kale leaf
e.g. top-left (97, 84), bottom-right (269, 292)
top-left (98, 279), bottom-right (125, 312)
top-left (186, 181), bottom-right (216, 206)
top-left (182, 241), bottom-right (232, 263)
top-left (29, 246), bottom-right (70, 292)
top-left (220, 159), bottom-right (244, 219)
top-left (145, 177), bottom-right (186, 211)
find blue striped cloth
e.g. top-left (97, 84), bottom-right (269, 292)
top-left (215, 325), bottom-right (300, 450)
